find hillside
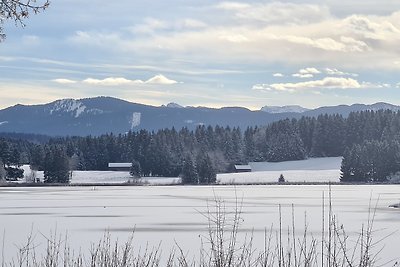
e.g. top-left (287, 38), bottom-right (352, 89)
top-left (1, 97), bottom-right (400, 136)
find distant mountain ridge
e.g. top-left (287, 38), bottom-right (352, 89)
top-left (0, 96), bottom-right (399, 136)
top-left (261, 105), bottom-right (310, 114)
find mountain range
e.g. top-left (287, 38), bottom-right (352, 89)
top-left (0, 96), bottom-right (399, 136)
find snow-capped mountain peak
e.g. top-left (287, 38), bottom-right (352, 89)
top-left (261, 105), bottom-right (310, 114)
top-left (165, 102), bottom-right (184, 108)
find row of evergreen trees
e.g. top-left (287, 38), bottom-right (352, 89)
top-left (1, 109), bottom-right (400, 183)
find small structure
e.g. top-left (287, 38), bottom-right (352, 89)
top-left (234, 165), bottom-right (252, 173)
top-left (108, 163), bottom-right (132, 171)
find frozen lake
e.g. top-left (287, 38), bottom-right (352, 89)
top-left (0, 185), bottom-right (399, 265)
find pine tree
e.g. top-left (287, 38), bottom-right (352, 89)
top-left (197, 152), bottom-right (216, 184)
top-left (43, 146), bottom-right (70, 183)
top-left (181, 155), bottom-right (198, 184)
top-left (265, 120), bottom-right (306, 162)
top-left (130, 160), bottom-right (142, 178)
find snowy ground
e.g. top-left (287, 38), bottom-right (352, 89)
top-left (217, 157), bottom-right (342, 184)
top-left (0, 185), bottom-right (399, 265)
top-left (21, 165), bottom-right (180, 185)
top-left (20, 157), bottom-right (342, 185)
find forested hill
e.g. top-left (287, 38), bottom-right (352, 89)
top-left (0, 96), bottom-right (400, 136)
top-left (1, 109), bottom-right (399, 184)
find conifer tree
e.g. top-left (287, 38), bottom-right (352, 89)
top-left (43, 146), bottom-right (70, 183)
top-left (197, 152), bottom-right (216, 184)
top-left (181, 155), bottom-right (198, 184)
top-left (130, 160), bottom-right (142, 178)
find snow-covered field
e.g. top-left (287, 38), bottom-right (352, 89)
top-left (21, 157), bottom-right (342, 185)
top-left (0, 185), bottom-right (399, 265)
top-left (21, 165), bottom-right (180, 185)
top-left (217, 157), bottom-right (342, 184)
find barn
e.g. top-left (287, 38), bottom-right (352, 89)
top-left (234, 164), bottom-right (252, 173)
top-left (108, 163), bottom-right (132, 171)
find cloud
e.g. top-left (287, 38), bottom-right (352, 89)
top-left (293, 73), bottom-right (314, 78)
top-left (145, 74), bottom-right (179, 84)
top-left (292, 67), bottom-right (320, 78)
top-left (360, 82), bottom-right (391, 88)
top-left (132, 17), bottom-right (207, 34)
top-left (325, 68), bottom-right (358, 77)
top-left (299, 68), bottom-right (321, 75)
top-left (64, 8), bottom-right (400, 71)
top-left (216, 2), bottom-right (330, 25)
top-left (252, 84), bottom-right (271, 91)
top-left (342, 15), bottom-right (400, 41)
top-left (273, 73), bottom-right (284, 77)
top-left (83, 77), bottom-right (143, 86)
top-left (253, 77), bottom-right (362, 92)
top-left (52, 79), bottom-right (77, 84)
top-left (67, 75), bottom-right (180, 86)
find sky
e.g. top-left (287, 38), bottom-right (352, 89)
top-left (1, 0), bottom-right (400, 110)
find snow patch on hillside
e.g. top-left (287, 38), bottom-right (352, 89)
top-left (86, 108), bottom-right (104, 115)
top-left (130, 112), bottom-right (141, 128)
top-left (50, 99), bottom-right (87, 118)
top-left (261, 105), bottom-right (310, 113)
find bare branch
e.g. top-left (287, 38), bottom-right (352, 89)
top-left (0, 0), bottom-right (50, 41)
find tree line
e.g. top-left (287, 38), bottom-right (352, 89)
top-left (1, 109), bottom-right (400, 184)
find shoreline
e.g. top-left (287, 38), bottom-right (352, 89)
top-left (1, 181), bottom-right (399, 187)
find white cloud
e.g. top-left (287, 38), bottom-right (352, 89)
top-left (274, 35), bottom-right (369, 52)
top-left (254, 77), bottom-right (362, 92)
top-left (293, 73), bottom-right (314, 78)
top-left (124, 18), bottom-right (372, 68)
top-left (145, 74), bottom-right (179, 84)
top-left (299, 68), bottom-right (321, 75)
top-left (361, 82), bottom-right (391, 88)
top-left (52, 79), bottom-right (77, 84)
top-left (292, 67), bottom-right (320, 78)
top-left (66, 9), bottom-right (400, 71)
top-left (216, 2), bottom-right (330, 25)
top-left (79, 75), bottom-right (179, 86)
top-left (342, 15), bottom-right (400, 41)
top-left (83, 77), bottom-right (143, 86)
top-left (252, 84), bottom-right (272, 91)
top-left (325, 68), bottom-right (358, 77)
top-left (273, 73), bottom-right (284, 77)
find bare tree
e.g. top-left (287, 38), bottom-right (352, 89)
top-left (0, 0), bottom-right (50, 40)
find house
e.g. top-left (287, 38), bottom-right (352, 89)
top-left (234, 164), bottom-right (252, 173)
top-left (108, 163), bottom-right (132, 171)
